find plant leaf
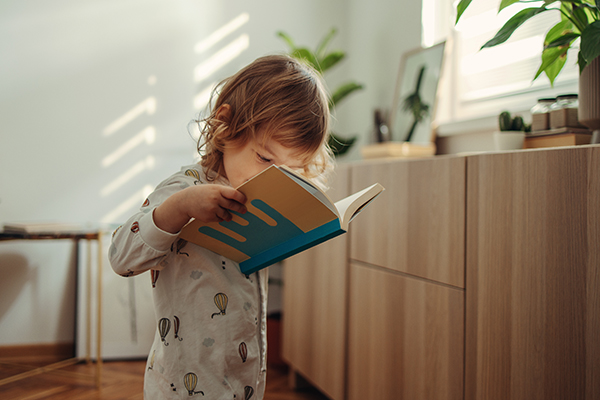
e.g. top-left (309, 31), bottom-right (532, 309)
top-left (578, 50), bottom-right (589, 73)
top-left (482, 7), bottom-right (549, 48)
top-left (277, 31), bottom-right (296, 51)
top-left (315, 28), bottom-right (338, 59)
top-left (328, 132), bottom-right (357, 156)
top-left (545, 32), bottom-right (580, 48)
top-left (578, 3), bottom-right (600, 20)
top-left (499, 0), bottom-right (520, 12)
top-left (319, 51), bottom-right (345, 72)
top-left (543, 20), bottom-right (576, 46)
top-left (291, 48), bottom-right (320, 71)
top-left (455, 0), bottom-right (472, 24)
top-left (581, 20), bottom-right (600, 63)
top-left (573, 5), bottom-right (591, 29)
top-left (544, 51), bottom-right (567, 85)
top-left (534, 46), bottom-right (568, 85)
top-left (329, 82), bottom-right (364, 109)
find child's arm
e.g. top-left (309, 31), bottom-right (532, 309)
top-left (109, 169), bottom-right (246, 278)
top-left (153, 184), bottom-right (247, 233)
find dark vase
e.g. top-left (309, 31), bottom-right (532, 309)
top-left (579, 57), bottom-right (600, 143)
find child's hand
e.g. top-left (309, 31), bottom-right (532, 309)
top-left (154, 185), bottom-right (247, 234)
top-left (184, 184), bottom-right (247, 222)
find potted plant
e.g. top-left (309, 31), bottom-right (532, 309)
top-left (277, 28), bottom-right (364, 156)
top-left (456, 0), bottom-right (600, 141)
top-left (494, 110), bottom-right (531, 150)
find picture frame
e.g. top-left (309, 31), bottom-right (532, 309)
top-left (389, 42), bottom-right (446, 144)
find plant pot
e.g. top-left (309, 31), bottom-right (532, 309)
top-left (493, 131), bottom-right (525, 151)
top-left (579, 56), bottom-right (600, 144)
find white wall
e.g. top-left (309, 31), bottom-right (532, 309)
top-left (0, 0), bottom-right (421, 347)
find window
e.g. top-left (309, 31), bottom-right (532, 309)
top-left (424, 0), bottom-right (579, 132)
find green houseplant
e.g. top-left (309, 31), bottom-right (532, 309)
top-left (277, 28), bottom-right (364, 156)
top-left (456, 0), bottom-right (600, 85)
top-left (498, 110), bottom-right (531, 132)
top-left (457, 0), bottom-right (600, 142)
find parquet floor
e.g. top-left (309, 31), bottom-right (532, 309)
top-left (0, 359), bottom-right (329, 400)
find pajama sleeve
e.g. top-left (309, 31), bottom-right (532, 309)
top-left (108, 169), bottom-right (194, 277)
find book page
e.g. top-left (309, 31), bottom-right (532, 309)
top-left (334, 183), bottom-right (384, 231)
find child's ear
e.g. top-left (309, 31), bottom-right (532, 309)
top-left (216, 104), bottom-right (232, 124)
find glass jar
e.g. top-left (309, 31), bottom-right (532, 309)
top-left (549, 94), bottom-right (580, 129)
top-left (550, 94), bottom-right (579, 110)
top-left (530, 97), bottom-right (555, 132)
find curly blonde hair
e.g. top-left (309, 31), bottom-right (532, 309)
top-left (196, 54), bottom-right (333, 184)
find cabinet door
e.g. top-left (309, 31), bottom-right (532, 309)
top-left (350, 157), bottom-right (465, 287)
top-left (347, 262), bottom-right (464, 400)
top-left (281, 166), bottom-right (349, 400)
top-left (466, 146), bottom-right (600, 400)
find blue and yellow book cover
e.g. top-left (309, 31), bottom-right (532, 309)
top-left (179, 165), bottom-right (383, 274)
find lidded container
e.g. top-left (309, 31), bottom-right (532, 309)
top-left (549, 94), bottom-right (582, 129)
top-left (530, 97), bottom-right (555, 132)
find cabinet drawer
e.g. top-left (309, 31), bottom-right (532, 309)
top-left (350, 157), bottom-right (465, 287)
top-left (347, 262), bottom-right (464, 400)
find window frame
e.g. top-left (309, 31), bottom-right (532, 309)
top-left (424, 0), bottom-right (579, 136)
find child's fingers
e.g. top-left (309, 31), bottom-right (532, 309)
top-left (217, 208), bottom-right (233, 222)
top-left (219, 199), bottom-right (246, 216)
top-left (221, 187), bottom-right (247, 205)
top-left (220, 188), bottom-right (247, 214)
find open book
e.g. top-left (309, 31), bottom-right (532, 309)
top-left (179, 165), bottom-right (384, 274)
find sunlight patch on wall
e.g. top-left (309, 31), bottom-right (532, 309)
top-left (102, 126), bottom-right (156, 168)
top-left (455, 10), bottom-right (500, 38)
top-left (195, 13), bottom-right (249, 54)
top-left (101, 184), bottom-right (154, 225)
top-left (103, 97), bottom-right (157, 137)
top-left (194, 34), bottom-right (249, 84)
top-left (193, 82), bottom-right (217, 111)
top-left (100, 155), bottom-right (155, 197)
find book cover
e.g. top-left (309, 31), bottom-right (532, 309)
top-left (179, 165), bottom-right (384, 274)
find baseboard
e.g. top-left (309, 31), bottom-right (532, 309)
top-left (0, 342), bottom-right (74, 363)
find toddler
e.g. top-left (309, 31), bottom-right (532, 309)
top-left (109, 54), bottom-right (333, 399)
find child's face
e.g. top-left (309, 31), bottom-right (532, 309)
top-left (222, 129), bottom-right (305, 188)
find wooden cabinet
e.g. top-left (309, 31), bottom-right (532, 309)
top-left (282, 157), bottom-right (466, 399)
top-left (281, 145), bottom-right (600, 399)
top-left (466, 146), bottom-right (600, 400)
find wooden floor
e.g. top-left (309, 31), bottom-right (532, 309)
top-left (0, 359), bottom-right (329, 400)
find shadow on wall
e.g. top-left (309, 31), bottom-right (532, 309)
top-left (0, 253), bottom-right (32, 321)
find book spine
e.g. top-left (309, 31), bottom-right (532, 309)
top-left (239, 219), bottom-right (343, 274)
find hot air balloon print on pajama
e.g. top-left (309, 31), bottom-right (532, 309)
top-left (244, 385), bottom-right (254, 400)
top-left (151, 270), bottom-right (160, 288)
top-left (239, 342), bottom-right (247, 363)
top-left (172, 238), bottom-right (189, 256)
top-left (183, 372), bottom-right (204, 396)
top-left (211, 293), bottom-right (228, 318)
top-left (158, 318), bottom-right (170, 346)
top-left (174, 315), bottom-right (183, 341)
top-left (185, 169), bottom-right (200, 184)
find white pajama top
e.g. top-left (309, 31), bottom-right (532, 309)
top-left (109, 164), bottom-right (268, 400)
